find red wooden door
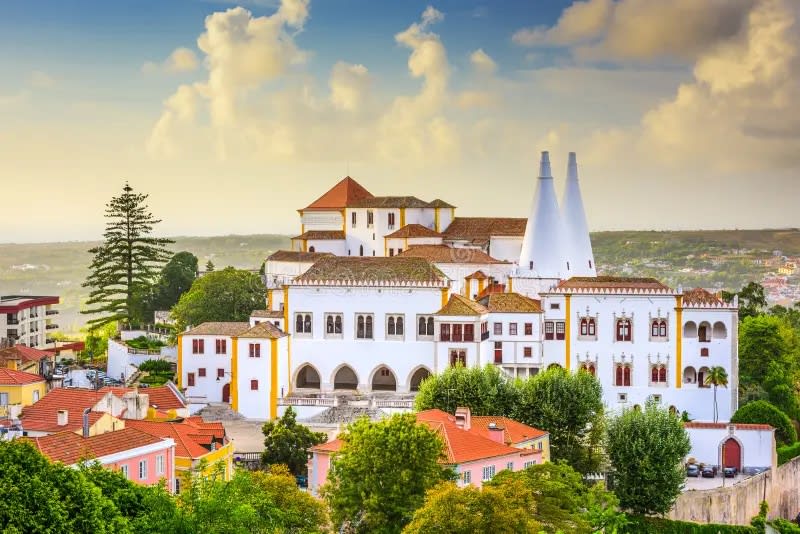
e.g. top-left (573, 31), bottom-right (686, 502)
top-left (723, 438), bottom-right (741, 470)
top-left (222, 383), bottom-right (231, 403)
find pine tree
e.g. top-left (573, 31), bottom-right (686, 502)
top-left (205, 259), bottom-right (215, 272)
top-left (82, 183), bottom-right (173, 328)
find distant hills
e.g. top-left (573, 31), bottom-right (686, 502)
top-left (1, 229), bottom-right (798, 336)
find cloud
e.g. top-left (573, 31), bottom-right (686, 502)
top-left (29, 70), bottom-right (55, 89)
top-left (513, 0), bottom-right (611, 47)
top-left (469, 48), bottom-right (496, 75)
top-left (142, 47), bottom-right (200, 74)
top-left (329, 61), bottom-right (370, 111)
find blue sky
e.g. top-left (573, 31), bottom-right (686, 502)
top-left (1, 0), bottom-right (798, 242)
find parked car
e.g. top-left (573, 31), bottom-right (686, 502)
top-left (686, 465), bottom-right (700, 478)
top-left (701, 466), bottom-right (716, 478)
top-left (723, 467), bottom-right (737, 478)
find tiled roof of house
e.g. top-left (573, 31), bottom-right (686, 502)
top-left (442, 217), bottom-right (527, 243)
top-left (556, 276), bottom-right (671, 292)
top-left (465, 270), bottom-right (488, 280)
top-left (0, 368), bottom-right (45, 385)
top-left (428, 199), bottom-right (455, 208)
top-left (310, 438), bottom-right (344, 453)
top-left (239, 321), bottom-right (287, 339)
top-left (294, 256), bottom-right (448, 285)
top-left (23, 428), bottom-right (167, 466)
top-left (303, 176), bottom-right (374, 210)
top-left (99, 384), bottom-right (186, 411)
top-left (397, 245), bottom-right (507, 264)
top-left (250, 310), bottom-right (284, 319)
top-left (291, 230), bottom-right (346, 241)
top-left (350, 196), bottom-right (432, 208)
top-left (682, 288), bottom-right (723, 306)
top-left (124, 418), bottom-right (226, 459)
top-left (478, 293), bottom-right (543, 313)
top-left (182, 322), bottom-right (251, 336)
top-left (20, 388), bottom-right (111, 432)
top-left (683, 422), bottom-right (774, 431)
top-left (475, 283), bottom-right (506, 299)
top-left (0, 345), bottom-right (54, 363)
top-left (471, 416), bottom-right (548, 444)
top-left (436, 294), bottom-right (488, 316)
top-left (385, 224), bottom-right (442, 239)
top-left (267, 250), bottom-right (334, 262)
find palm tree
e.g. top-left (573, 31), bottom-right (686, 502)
top-left (705, 366), bottom-right (729, 423)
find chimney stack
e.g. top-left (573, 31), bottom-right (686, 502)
top-left (57, 409), bottom-right (68, 426)
top-left (519, 151), bottom-right (564, 279)
top-left (560, 151), bottom-right (596, 277)
top-left (487, 422), bottom-right (505, 444)
top-left (82, 408), bottom-right (90, 438)
top-left (454, 407), bottom-right (471, 431)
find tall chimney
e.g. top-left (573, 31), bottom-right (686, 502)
top-left (560, 152), bottom-right (596, 277)
top-left (82, 408), bottom-right (90, 438)
top-left (519, 151), bottom-right (564, 279)
top-left (487, 422), bottom-right (505, 444)
top-left (57, 409), bottom-right (68, 426)
top-left (454, 407), bottom-right (471, 431)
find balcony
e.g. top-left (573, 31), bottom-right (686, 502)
top-left (46, 324), bottom-right (59, 330)
top-left (6, 318), bottom-right (18, 325)
top-left (46, 310), bottom-right (59, 316)
top-left (481, 331), bottom-right (490, 341)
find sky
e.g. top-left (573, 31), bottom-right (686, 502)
top-left (1, 0), bottom-right (799, 243)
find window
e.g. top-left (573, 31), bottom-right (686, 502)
top-left (580, 318), bottom-right (596, 337)
top-left (367, 210), bottom-right (374, 228)
top-left (388, 212), bottom-right (396, 229)
top-left (580, 363), bottom-right (596, 376)
top-left (550, 303), bottom-right (560, 310)
top-left (295, 313), bottom-right (312, 335)
top-left (32, 390), bottom-right (40, 403)
top-left (359, 245), bottom-right (364, 256)
top-left (139, 460), bottom-right (147, 480)
top-left (506, 462), bottom-right (514, 471)
top-left (464, 324), bottom-right (474, 342)
top-left (215, 339), bottom-right (226, 354)
top-left (494, 341), bottom-right (502, 363)
top-left (651, 394), bottom-right (662, 404)
top-left (440, 323), bottom-right (451, 342)
top-left (356, 314), bottom-right (373, 339)
top-left (700, 347), bottom-right (709, 357)
top-left (389, 248), bottom-right (394, 257)
top-left (524, 323), bottom-right (533, 336)
top-left (217, 368), bottom-right (225, 378)
top-left (651, 365), bottom-right (667, 384)
top-left (524, 460), bottom-right (536, 469)
top-left (325, 314), bottom-right (343, 337)
top-left (523, 346), bottom-right (532, 358)
top-left (615, 364), bottom-right (632, 386)
top-left (544, 321), bottom-right (554, 340)
top-left (482, 465), bottom-right (496, 481)
top-left (192, 339), bottom-right (204, 354)
top-left (156, 455), bottom-right (165, 476)
top-left (187, 373), bottom-right (195, 387)
top-left (251, 379), bottom-right (259, 390)
top-left (555, 321), bottom-right (565, 340)
top-left (651, 319), bottom-right (667, 339)
top-left (494, 322), bottom-right (502, 335)
top-left (452, 324), bottom-right (463, 342)
top-left (386, 315), bottom-right (404, 338)
top-left (509, 323), bottom-right (518, 336)
top-left (617, 393), bottom-right (627, 403)
top-left (120, 464), bottom-right (129, 479)
top-left (417, 316), bottom-right (435, 338)
top-left (616, 319), bottom-right (632, 342)
top-left (351, 211), bottom-right (357, 227)
top-left (450, 350), bottom-right (467, 367)
top-left (175, 477), bottom-right (181, 495)
top-left (462, 470), bottom-right (471, 484)
top-left (198, 368), bottom-right (206, 377)
top-left (249, 343), bottom-right (261, 358)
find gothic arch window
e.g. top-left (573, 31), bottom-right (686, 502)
top-left (579, 317), bottom-right (597, 338)
top-left (580, 362), bottom-right (596, 376)
top-left (651, 364), bottom-right (667, 384)
top-left (651, 319), bottom-right (667, 339)
top-left (615, 364), bottom-right (632, 386)
top-left (616, 319), bottom-right (632, 342)
top-left (295, 313), bottom-right (312, 335)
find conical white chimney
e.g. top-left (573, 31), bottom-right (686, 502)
top-left (518, 151), bottom-right (564, 279)
top-left (561, 152), bottom-right (596, 277)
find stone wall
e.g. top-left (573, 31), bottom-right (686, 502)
top-left (669, 456), bottom-right (800, 525)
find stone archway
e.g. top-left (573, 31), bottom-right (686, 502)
top-left (722, 437), bottom-right (742, 471)
top-left (333, 365), bottom-right (358, 390)
top-left (371, 366), bottom-right (397, 391)
top-left (296, 364), bottom-right (321, 389)
top-left (222, 383), bottom-right (231, 403)
top-left (409, 367), bottom-right (432, 392)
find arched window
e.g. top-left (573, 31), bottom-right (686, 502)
top-left (387, 317), bottom-right (395, 335)
top-left (365, 315), bottom-right (373, 338)
top-left (304, 314), bottom-right (311, 333)
top-left (651, 321), bottom-right (659, 338)
top-left (296, 314), bottom-right (303, 333)
top-left (683, 321), bottom-right (697, 337)
top-left (418, 317), bottom-right (426, 335)
top-left (396, 316), bottom-right (404, 335)
top-left (651, 365), bottom-right (667, 384)
top-left (615, 364), bottom-right (631, 386)
top-left (295, 313), bottom-right (312, 334)
top-left (580, 363), bottom-right (596, 376)
top-left (659, 366), bottom-right (667, 382)
top-left (651, 366), bottom-right (659, 383)
top-left (359, 245), bottom-right (364, 256)
top-left (698, 322), bottom-right (711, 342)
top-left (357, 316), bottom-right (365, 338)
top-left (659, 320), bottom-right (667, 337)
top-left (427, 317), bottom-right (434, 336)
top-left (326, 315), bottom-right (334, 334)
top-left (308, 246), bottom-right (315, 252)
top-left (713, 321), bottom-right (727, 339)
top-left (616, 319), bottom-right (631, 341)
top-left (588, 318), bottom-right (596, 336)
top-left (580, 318), bottom-right (588, 336)
top-left (335, 315), bottom-right (342, 334)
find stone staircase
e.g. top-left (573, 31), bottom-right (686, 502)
top-left (196, 402), bottom-right (245, 422)
top-left (304, 404), bottom-right (386, 425)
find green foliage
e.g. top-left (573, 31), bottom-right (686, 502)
top-left (727, 282), bottom-right (768, 320)
top-left (126, 335), bottom-right (166, 351)
top-left (705, 366), bottom-right (729, 423)
top-left (770, 518), bottom-right (800, 534)
top-left (324, 413), bottom-right (454, 534)
top-left (82, 183), bottom-right (173, 328)
top-left (606, 402), bottom-right (691, 515)
top-left (0, 440), bottom-right (130, 533)
top-left (583, 482), bottom-right (630, 533)
top-left (139, 373), bottom-right (173, 385)
top-left (81, 321), bottom-right (118, 362)
top-left (261, 407), bottom-right (326, 477)
top-left (778, 441), bottom-right (800, 465)
top-left (138, 359), bottom-right (173, 373)
top-left (171, 267), bottom-right (266, 331)
top-left (403, 479), bottom-right (541, 534)
top-left (145, 252), bottom-right (199, 320)
top-left (413, 364), bottom-right (519, 416)
top-left (513, 367), bottom-right (605, 474)
top-left (731, 400), bottom-right (797, 446)
top-left (205, 260), bottom-right (215, 272)
top-left (621, 515), bottom-right (758, 533)
top-left (739, 314), bottom-right (798, 387)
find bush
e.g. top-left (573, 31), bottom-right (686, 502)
top-left (139, 373), bottom-right (173, 386)
top-left (778, 442), bottom-right (800, 465)
top-left (138, 360), bottom-right (173, 373)
top-left (621, 515), bottom-right (758, 533)
top-left (126, 336), bottom-right (165, 351)
top-left (731, 400), bottom-right (797, 446)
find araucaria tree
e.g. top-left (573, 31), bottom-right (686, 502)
top-left (83, 183), bottom-right (172, 328)
top-left (606, 402), bottom-right (691, 515)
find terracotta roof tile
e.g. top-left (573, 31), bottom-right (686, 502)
top-left (124, 418), bottom-right (226, 459)
top-left (684, 422), bottom-right (774, 431)
top-left (436, 294), bottom-right (488, 316)
top-left (350, 196), bottom-right (432, 208)
top-left (385, 224), bottom-right (442, 239)
top-left (304, 176), bottom-right (374, 210)
top-left (310, 439), bottom-right (343, 453)
top-left (0, 345), bottom-right (54, 363)
top-left (465, 270), bottom-right (488, 280)
top-left (442, 217), bottom-right (527, 241)
top-left (99, 385), bottom-right (186, 411)
top-left (295, 256), bottom-right (448, 285)
top-left (250, 310), bottom-right (284, 319)
top-left (23, 428), bottom-right (167, 465)
top-left (397, 245), bottom-right (506, 264)
top-left (557, 276), bottom-right (670, 291)
top-left (291, 230), bottom-right (346, 241)
top-left (429, 199), bottom-right (455, 208)
top-left (682, 288), bottom-right (723, 306)
top-left (239, 321), bottom-right (287, 339)
top-left (478, 293), bottom-right (543, 313)
top-left (476, 283), bottom-right (506, 299)
top-left (0, 368), bottom-right (45, 385)
top-left (267, 250), bottom-right (334, 262)
top-left (471, 416), bottom-right (548, 444)
top-left (182, 322), bottom-right (251, 336)
top-left (20, 388), bottom-right (112, 432)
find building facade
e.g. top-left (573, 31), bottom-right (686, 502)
top-left (0, 296), bottom-right (60, 349)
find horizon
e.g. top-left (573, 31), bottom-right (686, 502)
top-left (2, 0), bottom-right (799, 242)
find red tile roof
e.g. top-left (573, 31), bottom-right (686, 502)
top-left (682, 288), bottom-right (723, 306)
top-left (397, 245), bottom-right (506, 264)
top-left (442, 217), bottom-right (527, 243)
top-left (295, 256), bottom-right (448, 285)
top-left (20, 388), bottom-right (111, 432)
top-left (436, 294), bottom-right (488, 316)
top-left (477, 293), bottom-right (543, 313)
top-left (350, 196), bottom-right (431, 208)
top-left (0, 368), bottom-right (45, 385)
top-left (303, 176), bottom-right (374, 211)
top-left (684, 422), bottom-right (774, 431)
top-left (0, 345), bottom-right (54, 363)
top-left (475, 283), bottom-right (506, 299)
top-left (23, 428), bottom-right (167, 465)
top-left (385, 224), bottom-right (442, 239)
top-left (124, 418), bottom-right (226, 459)
top-left (470, 416), bottom-right (548, 444)
top-left (310, 439), bottom-right (343, 453)
top-left (291, 230), bottom-right (346, 241)
top-left (0, 296), bottom-right (59, 313)
top-left (251, 310), bottom-right (284, 319)
top-left (465, 270), bottom-right (488, 280)
top-left (99, 385), bottom-right (187, 411)
top-left (557, 276), bottom-right (670, 291)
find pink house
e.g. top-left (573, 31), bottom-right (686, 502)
top-left (22, 427), bottom-right (176, 492)
top-left (308, 408), bottom-right (545, 494)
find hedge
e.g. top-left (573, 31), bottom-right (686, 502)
top-left (731, 400), bottom-right (797, 446)
top-left (620, 516), bottom-right (758, 533)
top-left (778, 442), bottom-right (800, 465)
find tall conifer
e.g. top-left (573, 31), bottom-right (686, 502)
top-left (82, 183), bottom-right (173, 327)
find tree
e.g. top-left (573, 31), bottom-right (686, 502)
top-left (723, 282), bottom-right (767, 320)
top-left (82, 183), bottom-right (173, 328)
top-left (261, 407), bottom-right (326, 477)
top-left (731, 400), bottom-right (797, 446)
top-left (739, 315), bottom-right (797, 386)
top-left (606, 402), bottom-right (691, 515)
top-left (513, 367), bottom-right (605, 474)
top-left (705, 366), bottom-right (729, 423)
top-left (403, 479), bottom-right (541, 534)
top-left (171, 267), bottom-right (266, 331)
top-left (414, 364), bottom-right (519, 416)
top-left (0, 440), bottom-right (129, 533)
top-left (146, 251), bottom-right (198, 319)
top-left (205, 260), bottom-right (215, 272)
top-left (324, 414), bottom-right (454, 533)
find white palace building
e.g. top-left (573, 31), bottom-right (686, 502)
top-left (177, 152), bottom-right (739, 426)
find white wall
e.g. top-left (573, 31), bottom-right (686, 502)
top-left (301, 210), bottom-right (343, 231)
top-left (489, 236), bottom-right (523, 262)
top-left (180, 335), bottom-right (232, 403)
top-left (686, 426), bottom-right (775, 470)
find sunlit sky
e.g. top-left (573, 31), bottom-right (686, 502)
top-left (1, 0), bottom-right (799, 243)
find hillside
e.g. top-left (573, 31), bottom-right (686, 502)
top-left (1, 229), bottom-right (798, 336)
